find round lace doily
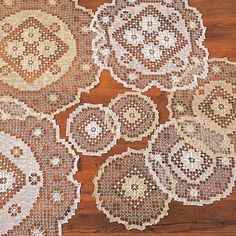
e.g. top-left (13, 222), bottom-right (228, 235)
top-left (0, 0), bottom-right (101, 116)
top-left (0, 114), bottom-right (80, 235)
top-left (108, 92), bottom-right (159, 141)
top-left (91, 0), bottom-right (208, 92)
top-left (67, 104), bottom-right (121, 156)
top-left (168, 58), bottom-right (236, 158)
top-left (146, 121), bottom-right (236, 206)
top-left (93, 148), bottom-right (172, 230)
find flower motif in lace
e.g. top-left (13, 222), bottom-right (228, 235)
top-left (0, 113), bottom-right (80, 235)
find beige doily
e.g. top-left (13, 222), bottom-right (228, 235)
top-left (108, 92), bottom-right (159, 141)
top-left (93, 149), bottom-right (172, 230)
top-left (146, 121), bottom-right (236, 206)
top-left (91, 0), bottom-right (208, 92)
top-left (67, 104), bottom-right (121, 156)
top-left (168, 58), bottom-right (236, 158)
top-left (0, 112), bottom-right (80, 235)
top-left (0, 0), bottom-right (101, 116)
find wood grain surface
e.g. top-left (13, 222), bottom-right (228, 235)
top-left (57, 0), bottom-right (236, 235)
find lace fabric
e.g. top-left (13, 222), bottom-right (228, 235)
top-left (0, 0), bottom-right (101, 116)
top-left (145, 121), bottom-right (236, 206)
top-left (108, 92), bottom-right (159, 141)
top-left (0, 110), bottom-right (80, 235)
top-left (91, 0), bottom-right (208, 92)
top-left (66, 104), bottom-right (121, 156)
top-left (168, 58), bottom-right (236, 158)
top-left (93, 148), bottom-right (172, 230)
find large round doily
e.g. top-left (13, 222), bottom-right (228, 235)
top-left (0, 0), bottom-right (101, 116)
top-left (0, 113), bottom-right (80, 235)
top-left (91, 0), bottom-right (208, 92)
top-left (66, 104), bottom-right (121, 156)
top-left (108, 92), bottom-right (159, 141)
top-left (145, 121), bottom-right (236, 206)
top-left (93, 149), bottom-right (172, 230)
top-left (168, 58), bottom-right (236, 158)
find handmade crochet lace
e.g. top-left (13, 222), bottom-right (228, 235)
top-left (145, 121), bottom-right (236, 206)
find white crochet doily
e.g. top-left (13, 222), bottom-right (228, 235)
top-left (108, 92), bottom-right (159, 141)
top-left (91, 0), bottom-right (208, 92)
top-left (66, 104), bottom-right (121, 156)
top-left (93, 148), bottom-right (172, 230)
top-left (0, 0), bottom-right (101, 116)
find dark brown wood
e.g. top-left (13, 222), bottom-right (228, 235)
top-left (57, 1), bottom-right (236, 235)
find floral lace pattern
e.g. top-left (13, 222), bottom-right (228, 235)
top-left (93, 149), bottom-right (172, 230)
top-left (0, 0), bottom-right (101, 116)
top-left (91, 0), bottom-right (208, 92)
top-left (168, 58), bottom-right (236, 158)
top-left (145, 122), bottom-right (236, 206)
top-left (108, 92), bottom-right (159, 141)
top-left (66, 104), bottom-right (120, 156)
top-left (0, 114), bottom-right (80, 235)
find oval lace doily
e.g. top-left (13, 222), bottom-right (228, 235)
top-left (66, 104), bottom-right (121, 156)
top-left (145, 121), bottom-right (236, 206)
top-left (93, 148), bottom-right (172, 230)
top-left (0, 113), bottom-right (80, 235)
top-left (91, 0), bottom-right (208, 92)
top-left (168, 58), bottom-right (236, 158)
top-left (0, 0), bottom-right (101, 116)
top-left (108, 92), bottom-right (159, 141)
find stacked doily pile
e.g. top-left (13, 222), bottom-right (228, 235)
top-left (0, 0), bottom-right (235, 234)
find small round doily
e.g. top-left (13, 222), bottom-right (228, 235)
top-left (67, 104), bottom-right (121, 156)
top-left (93, 148), bottom-right (172, 230)
top-left (108, 92), bottom-right (159, 141)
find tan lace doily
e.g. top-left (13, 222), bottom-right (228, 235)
top-left (67, 104), bottom-right (120, 156)
top-left (0, 113), bottom-right (80, 235)
top-left (0, 0), bottom-right (101, 116)
top-left (145, 121), bottom-right (236, 206)
top-left (168, 58), bottom-right (236, 158)
top-left (91, 0), bottom-right (208, 92)
top-left (108, 92), bottom-right (159, 141)
top-left (93, 148), bottom-right (172, 230)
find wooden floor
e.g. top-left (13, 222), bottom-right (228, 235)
top-left (57, 0), bottom-right (236, 235)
